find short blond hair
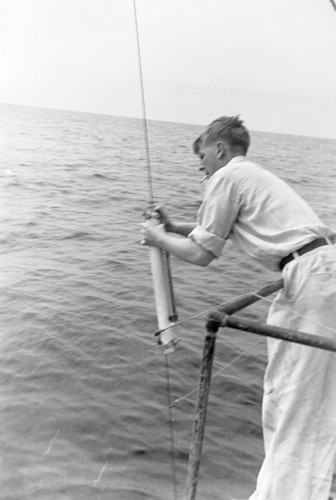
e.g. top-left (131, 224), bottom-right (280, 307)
top-left (193, 115), bottom-right (250, 155)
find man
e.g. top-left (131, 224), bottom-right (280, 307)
top-left (141, 115), bottom-right (336, 499)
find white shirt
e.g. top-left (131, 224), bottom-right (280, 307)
top-left (189, 156), bottom-right (334, 271)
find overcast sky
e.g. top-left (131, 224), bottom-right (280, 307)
top-left (1, 0), bottom-right (336, 138)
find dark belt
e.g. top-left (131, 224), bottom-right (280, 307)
top-left (279, 237), bottom-right (328, 271)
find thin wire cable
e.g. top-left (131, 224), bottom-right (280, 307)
top-left (157, 286), bottom-right (336, 343)
top-left (133, 0), bottom-right (155, 206)
top-left (164, 354), bottom-right (179, 500)
top-left (170, 337), bottom-right (264, 408)
top-left (254, 292), bottom-right (336, 337)
top-left (156, 291), bottom-right (254, 336)
top-left (170, 287), bottom-right (336, 407)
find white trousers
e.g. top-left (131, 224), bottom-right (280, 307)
top-left (250, 245), bottom-right (336, 500)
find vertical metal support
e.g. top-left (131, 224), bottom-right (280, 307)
top-left (183, 279), bottom-right (284, 499)
top-left (184, 326), bottom-right (217, 500)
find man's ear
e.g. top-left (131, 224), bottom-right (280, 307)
top-left (216, 141), bottom-right (226, 159)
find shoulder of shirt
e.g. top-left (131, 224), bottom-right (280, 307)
top-left (212, 156), bottom-right (264, 182)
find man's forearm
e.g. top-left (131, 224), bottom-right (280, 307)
top-left (158, 232), bottom-right (213, 267)
top-left (170, 222), bottom-right (197, 237)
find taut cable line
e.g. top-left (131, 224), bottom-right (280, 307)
top-left (155, 280), bottom-right (284, 338)
top-left (133, 0), bottom-right (155, 207)
top-left (133, 2), bottom-right (178, 498)
top-left (170, 337), bottom-right (264, 408)
top-left (253, 292), bottom-right (336, 340)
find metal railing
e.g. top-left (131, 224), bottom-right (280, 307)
top-left (184, 278), bottom-right (336, 500)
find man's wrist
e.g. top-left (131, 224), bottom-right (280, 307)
top-left (157, 232), bottom-right (167, 249)
top-left (166, 221), bottom-right (176, 233)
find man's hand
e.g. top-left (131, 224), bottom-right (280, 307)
top-left (140, 219), bottom-right (213, 267)
top-left (155, 205), bottom-right (175, 233)
top-left (155, 205), bottom-right (197, 237)
top-left (140, 220), bottom-right (166, 248)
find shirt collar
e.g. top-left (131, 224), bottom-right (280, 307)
top-left (227, 156), bottom-right (246, 166)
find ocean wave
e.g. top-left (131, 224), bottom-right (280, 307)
top-left (0, 104), bottom-right (334, 499)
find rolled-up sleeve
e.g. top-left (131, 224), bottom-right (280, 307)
top-left (189, 173), bottom-right (240, 257)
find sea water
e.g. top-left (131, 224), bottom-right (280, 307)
top-left (0, 103), bottom-right (335, 500)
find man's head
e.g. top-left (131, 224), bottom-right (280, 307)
top-left (193, 115), bottom-right (250, 178)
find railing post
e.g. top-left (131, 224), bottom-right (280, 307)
top-left (184, 323), bottom-right (218, 500)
